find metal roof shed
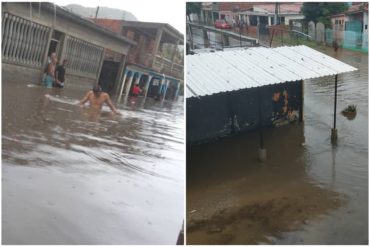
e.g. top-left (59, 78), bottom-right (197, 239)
top-left (186, 45), bottom-right (357, 149)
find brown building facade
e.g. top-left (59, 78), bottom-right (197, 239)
top-left (92, 19), bottom-right (184, 101)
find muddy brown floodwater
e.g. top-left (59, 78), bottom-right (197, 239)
top-left (187, 47), bottom-right (368, 244)
top-left (2, 82), bottom-right (184, 244)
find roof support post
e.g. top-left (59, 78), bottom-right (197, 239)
top-left (144, 74), bottom-right (153, 99)
top-left (161, 78), bottom-right (169, 101)
top-left (299, 80), bottom-right (304, 122)
top-left (123, 73), bottom-right (135, 104)
top-left (114, 53), bottom-right (127, 99)
top-left (331, 74), bottom-right (338, 144)
top-left (117, 69), bottom-right (128, 103)
top-left (174, 81), bottom-right (181, 100)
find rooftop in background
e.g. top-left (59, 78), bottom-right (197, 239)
top-left (252, 2), bottom-right (303, 14)
top-left (38, 3), bottom-right (136, 45)
top-left (122, 20), bottom-right (184, 41)
top-left (345, 2), bottom-right (368, 14)
top-left (331, 2), bottom-right (368, 17)
top-left (213, 2), bottom-right (303, 13)
top-left (186, 45), bottom-right (357, 98)
top-left (91, 18), bottom-right (184, 44)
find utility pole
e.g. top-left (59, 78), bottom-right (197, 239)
top-left (95, 6), bottom-right (99, 20)
top-left (274, 2), bottom-right (279, 25)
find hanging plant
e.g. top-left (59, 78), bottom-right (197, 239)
top-left (341, 104), bottom-right (357, 120)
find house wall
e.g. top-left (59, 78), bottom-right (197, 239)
top-left (187, 81), bottom-right (303, 145)
top-left (331, 16), bottom-right (347, 31)
top-left (2, 2), bottom-right (131, 90)
top-left (126, 33), bottom-right (155, 67)
top-left (363, 11), bottom-right (368, 49)
top-left (3, 3), bottom-right (129, 54)
top-left (284, 15), bottom-right (305, 25)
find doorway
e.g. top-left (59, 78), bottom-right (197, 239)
top-left (98, 60), bottom-right (120, 94)
top-left (47, 30), bottom-right (64, 59)
top-left (147, 77), bottom-right (161, 98)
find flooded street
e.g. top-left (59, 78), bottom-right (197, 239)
top-left (187, 47), bottom-right (368, 244)
top-left (2, 82), bottom-right (184, 244)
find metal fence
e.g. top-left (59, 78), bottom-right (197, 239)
top-left (2, 12), bottom-right (51, 67)
top-left (64, 36), bottom-right (104, 78)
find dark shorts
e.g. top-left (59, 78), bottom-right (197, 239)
top-left (53, 82), bottom-right (64, 88)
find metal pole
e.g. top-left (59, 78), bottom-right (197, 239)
top-left (239, 27), bottom-right (242, 47)
top-left (95, 6), bottom-right (99, 20)
top-left (270, 28), bottom-right (275, 47)
top-left (331, 74), bottom-right (338, 143)
top-left (333, 74), bottom-right (338, 129)
top-left (274, 2), bottom-right (278, 25)
top-left (239, 12), bottom-right (242, 47)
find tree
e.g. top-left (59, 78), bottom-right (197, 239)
top-left (301, 2), bottom-right (349, 27)
top-left (186, 2), bottom-right (201, 22)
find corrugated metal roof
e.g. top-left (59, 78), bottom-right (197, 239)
top-left (186, 45), bottom-right (357, 98)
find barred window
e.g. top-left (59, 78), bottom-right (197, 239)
top-left (2, 12), bottom-right (50, 67)
top-left (64, 36), bottom-right (103, 78)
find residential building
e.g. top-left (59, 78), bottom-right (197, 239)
top-left (330, 2), bottom-right (368, 50)
top-left (92, 19), bottom-right (184, 101)
top-left (198, 2), bottom-right (304, 38)
top-left (2, 2), bottom-right (135, 93)
top-left (200, 2), bottom-right (304, 27)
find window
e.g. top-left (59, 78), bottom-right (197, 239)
top-left (64, 36), bottom-right (104, 78)
top-left (2, 12), bottom-right (51, 67)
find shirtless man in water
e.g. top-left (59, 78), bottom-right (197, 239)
top-left (79, 84), bottom-right (120, 114)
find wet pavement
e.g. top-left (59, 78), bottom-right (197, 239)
top-left (2, 82), bottom-right (184, 244)
top-left (186, 47), bottom-right (368, 244)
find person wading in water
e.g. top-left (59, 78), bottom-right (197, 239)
top-left (79, 84), bottom-right (120, 115)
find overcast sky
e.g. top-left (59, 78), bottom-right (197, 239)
top-left (52, 0), bottom-right (185, 34)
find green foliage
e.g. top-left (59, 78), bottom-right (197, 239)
top-left (343, 104), bottom-right (357, 112)
top-left (186, 2), bottom-right (201, 20)
top-left (301, 2), bottom-right (349, 27)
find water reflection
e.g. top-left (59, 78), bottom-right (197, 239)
top-left (2, 82), bottom-right (184, 244)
